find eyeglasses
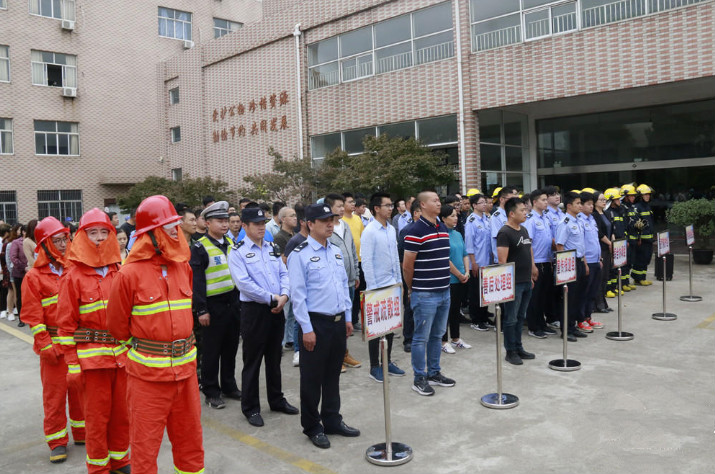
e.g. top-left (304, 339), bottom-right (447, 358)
top-left (51, 237), bottom-right (68, 245)
top-left (380, 204), bottom-right (395, 209)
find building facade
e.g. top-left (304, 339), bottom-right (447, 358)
top-left (0, 0), bottom-right (260, 223)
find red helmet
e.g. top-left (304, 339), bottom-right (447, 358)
top-left (79, 208), bottom-right (116, 233)
top-left (134, 195), bottom-right (181, 236)
top-left (34, 216), bottom-right (69, 253)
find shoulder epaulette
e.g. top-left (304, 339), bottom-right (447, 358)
top-left (527, 212), bottom-right (533, 219)
top-left (493, 210), bottom-right (501, 217)
top-left (232, 240), bottom-right (245, 250)
top-left (271, 242), bottom-right (282, 256)
top-left (563, 217), bottom-right (570, 223)
top-left (468, 216), bottom-right (475, 222)
top-left (194, 242), bottom-right (202, 248)
top-left (294, 241), bottom-right (308, 252)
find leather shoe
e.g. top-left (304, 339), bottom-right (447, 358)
top-left (572, 330), bottom-right (587, 338)
top-left (271, 401), bottom-right (299, 415)
top-left (324, 421), bottom-right (360, 437)
top-left (561, 333), bottom-right (577, 342)
top-left (246, 413), bottom-right (264, 427)
top-left (309, 433), bottom-right (330, 449)
top-left (517, 349), bottom-right (535, 360)
top-left (223, 390), bottom-right (242, 400)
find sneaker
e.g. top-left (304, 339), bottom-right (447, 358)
top-left (387, 362), bottom-right (405, 376)
top-left (528, 330), bottom-right (547, 339)
top-left (412, 377), bottom-right (435, 396)
top-left (543, 327), bottom-right (557, 335)
top-left (7, 312), bottom-right (15, 321)
top-left (470, 323), bottom-right (490, 331)
top-left (353, 322), bottom-right (362, 331)
top-left (292, 352), bottom-right (299, 367)
top-left (451, 339), bottom-right (472, 349)
top-left (577, 321), bottom-right (593, 333)
top-left (343, 352), bottom-right (362, 368)
top-left (0, 310), bottom-right (6, 319)
top-left (17, 320), bottom-right (24, 327)
top-left (571, 329), bottom-right (588, 338)
top-left (428, 372), bottom-right (456, 387)
top-left (341, 364), bottom-right (347, 373)
top-left (505, 351), bottom-right (523, 365)
top-left (587, 319), bottom-right (604, 329)
top-left (369, 367), bottom-right (384, 383)
top-left (442, 342), bottom-right (456, 354)
top-left (547, 320), bottom-right (560, 329)
top-left (605, 291), bottom-right (616, 298)
top-left (13, 308), bottom-right (18, 315)
top-left (206, 397), bottom-right (226, 409)
top-left (283, 342), bottom-right (294, 351)
top-left (403, 344), bottom-right (411, 353)
top-left (517, 349), bottom-right (535, 360)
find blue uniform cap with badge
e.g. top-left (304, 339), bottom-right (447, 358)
top-left (241, 207), bottom-right (269, 223)
top-left (305, 203), bottom-right (339, 221)
top-left (201, 201), bottom-right (230, 220)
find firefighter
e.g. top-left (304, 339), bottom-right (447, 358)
top-left (107, 195), bottom-right (204, 474)
top-left (620, 184), bottom-right (639, 291)
top-left (57, 208), bottom-right (130, 474)
top-left (632, 184), bottom-right (655, 285)
top-left (603, 188), bottom-right (626, 297)
top-left (22, 216), bottom-right (85, 464)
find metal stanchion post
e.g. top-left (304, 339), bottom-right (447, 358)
top-left (480, 305), bottom-right (519, 409)
top-left (653, 256), bottom-right (677, 321)
top-left (680, 245), bottom-right (702, 302)
top-left (366, 336), bottom-right (413, 466)
top-left (606, 267), bottom-right (633, 341)
top-left (549, 284), bottom-right (581, 371)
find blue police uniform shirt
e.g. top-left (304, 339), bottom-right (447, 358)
top-left (523, 210), bottom-right (553, 264)
top-left (556, 214), bottom-right (585, 258)
top-left (490, 207), bottom-right (507, 263)
top-left (237, 227), bottom-right (274, 243)
top-left (287, 235), bottom-right (352, 334)
top-left (578, 213), bottom-right (602, 264)
top-left (546, 206), bottom-right (565, 239)
top-left (397, 211), bottom-right (412, 233)
top-left (228, 236), bottom-right (289, 304)
top-left (464, 212), bottom-right (491, 268)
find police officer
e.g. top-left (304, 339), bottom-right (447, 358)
top-left (287, 203), bottom-right (359, 449)
top-left (604, 188), bottom-right (626, 297)
top-left (228, 207), bottom-right (298, 427)
top-left (464, 193), bottom-right (494, 331)
top-left (621, 184), bottom-right (639, 291)
top-left (632, 184), bottom-right (655, 286)
top-left (490, 187), bottom-right (518, 263)
top-left (578, 191), bottom-right (604, 332)
top-left (190, 201), bottom-right (241, 409)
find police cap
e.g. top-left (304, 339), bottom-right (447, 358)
top-left (305, 203), bottom-right (338, 221)
top-left (241, 207), bottom-right (269, 223)
top-left (201, 201), bottom-right (230, 220)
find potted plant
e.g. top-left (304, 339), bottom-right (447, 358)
top-left (666, 198), bottom-right (715, 264)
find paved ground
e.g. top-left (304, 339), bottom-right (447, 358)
top-left (2, 255), bottom-right (714, 474)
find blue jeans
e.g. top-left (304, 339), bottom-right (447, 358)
top-left (502, 282), bottom-right (532, 352)
top-left (283, 301), bottom-right (295, 346)
top-left (410, 289), bottom-right (450, 379)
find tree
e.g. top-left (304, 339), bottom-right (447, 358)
top-left (118, 176), bottom-right (235, 212)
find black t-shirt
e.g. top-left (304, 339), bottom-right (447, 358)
top-left (119, 222), bottom-right (135, 236)
top-left (284, 233), bottom-right (307, 258)
top-left (496, 225), bottom-right (532, 283)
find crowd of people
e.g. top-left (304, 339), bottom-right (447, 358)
top-left (0, 181), bottom-right (661, 472)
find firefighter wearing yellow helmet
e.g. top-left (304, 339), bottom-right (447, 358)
top-left (620, 184), bottom-right (639, 291)
top-left (604, 188), bottom-right (627, 296)
top-left (630, 184), bottom-right (655, 285)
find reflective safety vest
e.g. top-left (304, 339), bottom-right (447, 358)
top-left (198, 235), bottom-right (235, 297)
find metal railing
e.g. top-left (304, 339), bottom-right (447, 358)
top-left (582, 0), bottom-right (646, 27)
top-left (526, 17), bottom-right (550, 39)
top-left (342, 60), bottom-right (374, 82)
top-left (474, 24), bottom-right (521, 51)
top-left (308, 67), bottom-right (339, 90)
top-left (416, 40), bottom-right (455, 65)
top-left (553, 11), bottom-right (578, 33)
top-left (376, 50), bottom-right (413, 74)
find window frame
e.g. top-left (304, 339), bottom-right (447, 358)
top-left (0, 0), bottom-right (6, 11)
top-left (213, 17), bottom-right (242, 39)
top-left (0, 118), bottom-right (14, 155)
top-left (0, 45), bottom-right (9, 83)
top-left (170, 126), bottom-right (181, 143)
top-left (30, 50), bottom-right (77, 88)
top-left (37, 189), bottom-right (83, 221)
top-left (169, 87), bottom-right (179, 105)
top-left (158, 6), bottom-right (192, 41)
top-left (29, 0), bottom-right (75, 20)
top-left (0, 191), bottom-right (18, 224)
top-left (34, 120), bottom-right (80, 156)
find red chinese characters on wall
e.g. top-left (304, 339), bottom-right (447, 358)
top-left (210, 91), bottom-right (290, 143)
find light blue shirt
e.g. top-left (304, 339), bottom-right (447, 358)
top-left (237, 228), bottom-right (273, 243)
top-left (447, 228), bottom-right (468, 284)
top-left (228, 237), bottom-right (289, 304)
top-left (287, 235), bottom-right (352, 334)
top-left (546, 205), bottom-right (565, 239)
top-left (226, 230), bottom-right (241, 242)
top-left (397, 211), bottom-right (412, 232)
top-left (490, 207), bottom-right (507, 263)
top-left (464, 212), bottom-right (491, 268)
top-left (556, 214), bottom-right (585, 258)
top-left (523, 210), bottom-right (553, 263)
top-left (360, 219), bottom-right (401, 291)
top-left (579, 213), bottom-right (602, 264)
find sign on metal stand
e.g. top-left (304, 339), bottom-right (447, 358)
top-left (680, 225), bottom-right (702, 302)
top-left (362, 284), bottom-right (413, 466)
top-left (479, 263), bottom-right (519, 409)
top-left (549, 249), bottom-right (581, 371)
top-left (652, 232), bottom-right (677, 321)
top-left (606, 239), bottom-right (634, 341)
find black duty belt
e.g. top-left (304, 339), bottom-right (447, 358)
top-left (132, 333), bottom-right (196, 357)
top-left (74, 327), bottom-right (117, 344)
top-left (309, 312), bottom-right (343, 322)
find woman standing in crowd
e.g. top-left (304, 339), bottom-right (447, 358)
top-left (116, 228), bottom-right (129, 263)
top-left (439, 204), bottom-right (472, 354)
top-left (24, 219), bottom-right (39, 270)
top-left (0, 223), bottom-right (12, 320)
top-left (10, 223), bottom-right (27, 327)
top-left (593, 191), bottom-right (613, 314)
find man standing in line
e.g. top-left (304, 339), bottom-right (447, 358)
top-left (577, 191), bottom-right (604, 331)
top-left (604, 188), bottom-right (627, 296)
top-left (632, 184), bottom-right (655, 286)
top-left (490, 187), bottom-right (519, 263)
top-left (543, 186), bottom-right (565, 327)
top-left (273, 207), bottom-right (297, 255)
top-left (118, 210), bottom-right (135, 238)
top-left (284, 204), bottom-right (308, 368)
top-left (465, 193), bottom-right (495, 331)
top-left (397, 199), bottom-right (422, 353)
top-left (287, 204), bottom-right (360, 449)
top-left (621, 184), bottom-right (639, 291)
top-left (497, 197), bottom-right (539, 365)
top-left (403, 191), bottom-right (456, 396)
top-left (228, 207), bottom-right (299, 427)
top-left (190, 201), bottom-right (242, 409)
top-left (266, 202), bottom-right (285, 238)
top-left (227, 212), bottom-right (242, 242)
top-left (192, 208), bottom-right (208, 241)
top-left (342, 192), bottom-right (364, 332)
top-left (361, 192), bottom-right (405, 382)
top-left (178, 208), bottom-right (198, 246)
top-left (391, 199), bottom-right (407, 230)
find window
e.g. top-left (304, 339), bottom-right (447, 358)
top-left (169, 87), bottom-right (179, 105)
top-left (29, 0), bottom-right (75, 20)
top-left (34, 120), bottom-right (79, 155)
top-left (171, 127), bottom-right (181, 143)
top-left (213, 18), bottom-right (242, 39)
top-left (0, 118), bottom-right (13, 154)
top-left (308, 2), bottom-right (454, 90)
top-left (171, 168), bottom-right (183, 181)
top-left (0, 191), bottom-right (17, 224)
top-left (0, 45), bottom-right (8, 82)
top-left (37, 190), bottom-right (82, 221)
top-left (31, 50), bottom-right (77, 88)
top-left (158, 7), bottom-right (192, 41)
top-left (0, 0), bottom-right (6, 9)
top-left (479, 110), bottom-right (530, 191)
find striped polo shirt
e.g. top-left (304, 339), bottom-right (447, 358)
top-left (403, 216), bottom-right (451, 291)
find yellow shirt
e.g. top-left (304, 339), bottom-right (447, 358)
top-left (342, 213), bottom-right (364, 262)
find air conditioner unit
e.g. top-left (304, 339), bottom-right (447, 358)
top-left (183, 40), bottom-right (194, 49)
top-left (61, 19), bottom-right (75, 31)
top-left (62, 87), bottom-right (77, 98)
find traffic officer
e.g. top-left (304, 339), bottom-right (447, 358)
top-left (107, 195), bottom-right (204, 474)
top-left (555, 191), bottom-right (588, 341)
top-left (57, 209), bottom-right (130, 474)
top-left (22, 217), bottom-right (85, 464)
top-left (228, 207), bottom-right (299, 428)
top-left (190, 201), bottom-right (242, 409)
top-left (621, 184), bottom-right (639, 291)
top-left (632, 184), bottom-right (655, 286)
top-left (604, 188), bottom-right (626, 297)
top-left (464, 193), bottom-right (494, 331)
top-left (287, 203), bottom-right (359, 449)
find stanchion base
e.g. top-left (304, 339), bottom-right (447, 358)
top-left (606, 331), bottom-right (634, 341)
top-left (365, 442), bottom-right (413, 466)
top-left (548, 359), bottom-right (581, 371)
top-left (480, 393), bottom-right (519, 409)
top-left (679, 295), bottom-right (702, 302)
top-left (652, 312), bottom-right (677, 321)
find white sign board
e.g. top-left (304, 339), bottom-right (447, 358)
top-left (612, 239), bottom-right (627, 269)
top-left (362, 284), bottom-right (403, 341)
top-left (685, 225), bottom-right (695, 247)
top-left (657, 231), bottom-right (670, 257)
top-left (555, 250), bottom-right (577, 285)
top-left (479, 263), bottom-right (515, 306)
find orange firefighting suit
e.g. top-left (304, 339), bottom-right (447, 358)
top-left (106, 228), bottom-right (204, 474)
